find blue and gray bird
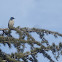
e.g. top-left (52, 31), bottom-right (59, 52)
top-left (8, 17), bottom-right (15, 29)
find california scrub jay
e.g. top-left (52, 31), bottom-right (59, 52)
top-left (8, 17), bottom-right (15, 29)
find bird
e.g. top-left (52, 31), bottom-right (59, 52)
top-left (8, 17), bottom-right (15, 29)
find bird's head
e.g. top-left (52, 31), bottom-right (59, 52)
top-left (10, 17), bottom-right (15, 20)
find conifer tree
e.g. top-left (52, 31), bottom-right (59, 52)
top-left (0, 27), bottom-right (62, 62)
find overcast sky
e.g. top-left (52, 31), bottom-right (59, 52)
top-left (0, 0), bottom-right (62, 62)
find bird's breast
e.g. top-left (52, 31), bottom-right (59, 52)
top-left (9, 20), bottom-right (14, 26)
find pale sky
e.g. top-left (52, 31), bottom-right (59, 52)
top-left (0, 0), bottom-right (62, 62)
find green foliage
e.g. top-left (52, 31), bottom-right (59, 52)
top-left (0, 27), bottom-right (62, 62)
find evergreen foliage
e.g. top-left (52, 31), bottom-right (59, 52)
top-left (0, 27), bottom-right (62, 62)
